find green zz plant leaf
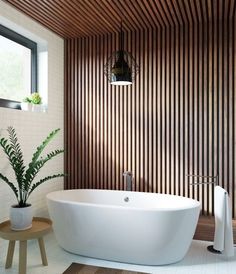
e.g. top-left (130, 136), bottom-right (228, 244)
top-left (0, 127), bottom-right (65, 207)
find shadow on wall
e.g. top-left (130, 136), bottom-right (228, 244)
top-left (65, 80), bottom-right (151, 192)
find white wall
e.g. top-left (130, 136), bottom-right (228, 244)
top-left (0, 1), bottom-right (64, 222)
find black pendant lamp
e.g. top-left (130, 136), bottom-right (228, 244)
top-left (104, 21), bottom-right (139, 85)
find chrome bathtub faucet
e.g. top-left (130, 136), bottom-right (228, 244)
top-left (123, 171), bottom-right (133, 191)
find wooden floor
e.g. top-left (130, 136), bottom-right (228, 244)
top-left (63, 263), bottom-right (144, 274)
top-left (194, 216), bottom-right (236, 242)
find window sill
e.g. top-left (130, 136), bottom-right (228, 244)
top-left (0, 100), bottom-right (47, 112)
top-left (21, 102), bottom-right (46, 113)
top-left (0, 98), bottom-right (21, 110)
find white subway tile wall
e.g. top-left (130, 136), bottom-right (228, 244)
top-left (0, 0), bottom-right (64, 228)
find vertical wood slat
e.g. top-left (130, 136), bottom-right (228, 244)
top-left (233, 12), bottom-right (236, 217)
top-left (65, 15), bottom-right (236, 218)
top-left (135, 29), bottom-right (140, 191)
top-left (170, 25), bottom-right (175, 196)
top-left (157, 27), bottom-right (161, 194)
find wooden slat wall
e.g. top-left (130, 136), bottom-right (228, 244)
top-left (65, 17), bottom-right (236, 217)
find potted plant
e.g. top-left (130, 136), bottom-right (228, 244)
top-left (21, 93), bottom-right (44, 112)
top-left (31, 92), bottom-right (43, 112)
top-left (21, 96), bottom-right (32, 111)
top-left (0, 127), bottom-right (64, 230)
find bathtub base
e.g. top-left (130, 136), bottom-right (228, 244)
top-left (61, 246), bottom-right (186, 266)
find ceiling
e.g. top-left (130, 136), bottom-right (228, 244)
top-left (4, 0), bottom-right (235, 38)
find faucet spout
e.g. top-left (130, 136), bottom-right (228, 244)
top-left (123, 171), bottom-right (133, 191)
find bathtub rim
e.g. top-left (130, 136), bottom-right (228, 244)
top-left (46, 189), bottom-right (201, 212)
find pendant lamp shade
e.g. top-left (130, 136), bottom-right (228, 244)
top-left (104, 22), bottom-right (139, 85)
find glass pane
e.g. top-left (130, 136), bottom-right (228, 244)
top-left (0, 35), bottom-right (31, 102)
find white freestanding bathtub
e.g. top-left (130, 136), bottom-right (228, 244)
top-left (47, 189), bottom-right (200, 265)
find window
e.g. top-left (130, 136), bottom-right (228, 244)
top-left (0, 24), bottom-right (37, 109)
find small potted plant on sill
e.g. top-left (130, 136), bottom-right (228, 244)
top-left (21, 92), bottom-right (44, 112)
top-left (0, 127), bottom-right (64, 230)
top-left (31, 92), bottom-right (43, 112)
top-left (21, 96), bottom-right (32, 111)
